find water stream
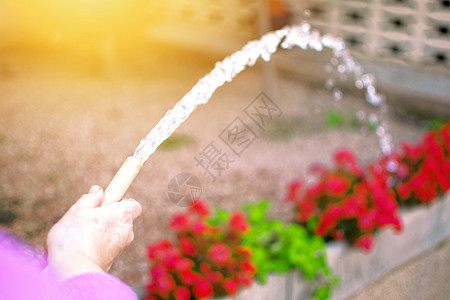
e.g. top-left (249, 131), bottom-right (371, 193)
top-left (133, 22), bottom-right (393, 164)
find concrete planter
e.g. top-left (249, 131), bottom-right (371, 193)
top-left (226, 193), bottom-right (450, 300)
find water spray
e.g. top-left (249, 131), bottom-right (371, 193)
top-left (102, 22), bottom-right (392, 205)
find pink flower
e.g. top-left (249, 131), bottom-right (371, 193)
top-left (207, 243), bottom-right (232, 266)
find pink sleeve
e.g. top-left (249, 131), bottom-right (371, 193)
top-left (0, 230), bottom-right (137, 300)
top-left (58, 272), bottom-right (138, 300)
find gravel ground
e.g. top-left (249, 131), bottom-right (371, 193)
top-left (0, 44), bottom-right (430, 288)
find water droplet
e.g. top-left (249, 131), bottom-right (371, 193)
top-left (381, 140), bottom-right (392, 155)
top-left (376, 126), bottom-right (385, 137)
top-left (304, 9), bottom-right (311, 17)
top-left (331, 58), bottom-right (339, 66)
top-left (386, 160), bottom-right (398, 172)
top-left (324, 64), bottom-right (333, 73)
top-left (337, 65), bottom-right (346, 73)
top-left (362, 74), bottom-right (375, 87)
top-left (326, 78), bottom-right (335, 90)
top-left (301, 23), bottom-right (311, 33)
top-left (369, 113), bottom-right (378, 124)
top-left (355, 80), bottom-right (364, 89)
top-left (356, 110), bottom-right (365, 120)
top-left (332, 88), bottom-right (343, 101)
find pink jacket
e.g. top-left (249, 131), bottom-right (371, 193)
top-left (0, 230), bottom-right (137, 300)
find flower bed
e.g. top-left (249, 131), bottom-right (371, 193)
top-left (225, 193), bottom-right (450, 300)
top-left (143, 121), bottom-right (450, 299)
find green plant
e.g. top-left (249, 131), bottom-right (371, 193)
top-left (325, 110), bottom-right (344, 128)
top-left (240, 201), bottom-right (338, 300)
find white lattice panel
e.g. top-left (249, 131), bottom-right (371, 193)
top-left (286, 0), bottom-right (450, 68)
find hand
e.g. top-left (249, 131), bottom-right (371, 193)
top-left (46, 185), bottom-right (142, 280)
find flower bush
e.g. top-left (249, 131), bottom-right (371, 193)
top-left (287, 149), bottom-right (402, 251)
top-left (374, 121), bottom-right (450, 205)
top-left (145, 200), bottom-right (256, 299)
top-left (144, 122), bottom-right (450, 299)
top-left (240, 201), bottom-right (337, 300)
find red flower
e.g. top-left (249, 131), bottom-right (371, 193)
top-left (239, 261), bottom-right (256, 274)
top-left (309, 163), bottom-right (328, 177)
top-left (355, 235), bottom-right (375, 252)
top-left (175, 258), bottom-right (194, 272)
top-left (286, 180), bottom-right (302, 201)
top-left (207, 243), bottom-right (232, 266)
top-left (331, 230), bottom-right (345, 240)
top-left (169, 213), bottom-right (189, 231)
top-left (206, 271), bottom-right (223, 283)
top-left (153, 272), bottom-right (176, 297)
top-left (146, 199), bottom-right (258, 299)
top-left (297, 198), bottom-right (317, 222)
top-left (191, 221), bottom-right (208, 235)
top-left (235, 246), bottom-right (252, 258)
top-left (358, 210), bottom-right (376, 231)
top-left (223, 279), bottom-right (239, 295)
top-left (334, 148), bottom-right (357, 166)
top-left (179, 269), bottom-right (200, 286)
top-left (162, 248), bottom-right (181, 269)
top-left (397, 182), bottom-right (411, 199)
top-left (341, 196), bottom-right (365, 218)
top-left (234, 271), bottom-right (254, 286)
top-left (189, 200), bottom-right (210, 217)
top-left (193, 279), bottom-right (214, 299)
top-left (199, 262), bottom-right (211, 274)
top-left (180, 237), bottom-right (196, 256)
top-left (147, 240), bottom-right (174, 259)
top-left (174, 286), bottom-right (191, 300)
top-left (327, 174), bottom-right (351, 196)
top-left (315, 206), bottom-right (341, 236)
top-left (229, 212), bottom-right (249, 233)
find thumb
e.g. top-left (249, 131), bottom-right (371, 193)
top-left (74, 185), bottom-right (104, 208)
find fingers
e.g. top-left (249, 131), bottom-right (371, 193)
top-left (119, 198), bottom-right (142, 221)
top-left (99, 198), bottom-right (142, 224)
top-left (74, 185), bottom-right (104, 208)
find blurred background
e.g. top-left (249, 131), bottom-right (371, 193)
top-left (0, 0), bottom-right (448, 296)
